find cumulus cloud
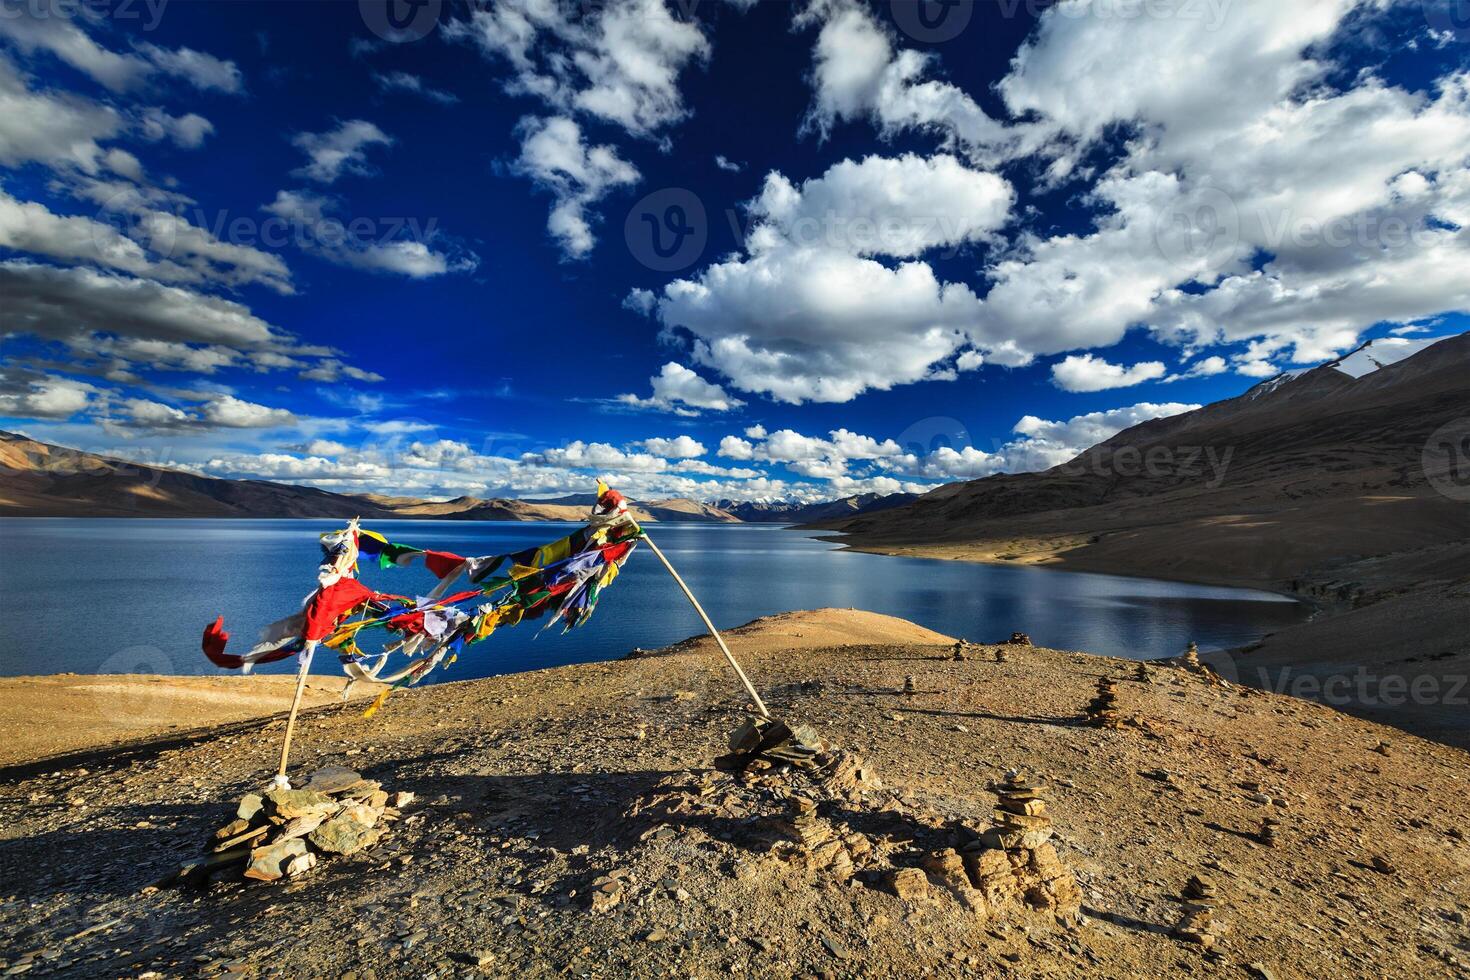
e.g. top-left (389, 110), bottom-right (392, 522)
top-left (291, 120), bottom-right (392, 184)
top-left (448, 0), bottom-right (712, 256)
top-left (634, 435), bottom-right (706, 459)
top-left (616, 362), bottom-right (744, 416)
top-left (0, 53), bottom-right (122, 173)
top-left (784, 0), bottom-right (1470, 379)
top-left (883, 402), bottom-right (1201, 480)
top-left (1051, 354), bottom-right (1167, 392)
top-left (137, 108), bottom-right (213, 149)
top-left (0, 371), bottom-right (97, 420)
top-left (513, 115), bottom-right (639, 258)
top-left (640, 153), bottom-right (1014, 403)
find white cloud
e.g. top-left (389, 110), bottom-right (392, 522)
top-left (513, 115), bottom-right (638, 258)
top-left (883, 401), bottom-right (1201, 480)
top-left (0, 373), bottom-right (96, 419)
top-left (643, 152), bottom-right (1013, 404)
top-left (448, 0), bottom-right (709, 137)
top-left (291, 120), bottom-right (392, 184)
top-left (799, 1), bottom-right (1009, 156)
top-left (261, 190), bottom-right (477, 279)
top-left (138, 108), bottom-right (213, 149)
top-left (1164, 355), bottom-right (1229, 382)
top-left (298, 358), bottom-right (385, 383)
top-left (785, 0), bottom-right (1470, 379)
top-left (622, 287), bottom-right (656, 315)
top-left (635, 435), bottom-right (706, 459)
top-left (0, 8), bottom-right (241, 94)
top-left (748, 153), bottom-right (1012, 258)
top-left (714, 154), bottom-right (742, 172)
top-left (201, 395), bottom-right (296, 429)
top-left (448, 0), bottom-right (713, 257)
top-left (136, 43), bottom-right (243, 94)
top-left (0, 53), bottom-right (122, 173)
top-left (525, 440), bottom-right (669, 473)
top-left (372, 71), bottom-right (458, 105)
top-left (616, 361), bottom-right (744, 415)
top-left (1051, 353), bottom-right (1167, 392)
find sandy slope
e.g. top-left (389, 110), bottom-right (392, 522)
top-left (0, 611), bottom-right (1466, 978)
top-left (0, 675), bottom-right (384, 766)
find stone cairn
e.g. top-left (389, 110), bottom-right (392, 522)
top-left (1176, 641), bottom-right (1228, 686)
top-left (952, 640), bottom-right (969, 662)
top-left (1084, 676), bottom-right (1122, 728)
top-left (1133, 661), bottom-right (1154, 683)
top-left (958, 770), bottom-right (1082, 919)
top-left (1257, 815), bottom-right (1280, 848)
top-left (1172, 874), bottom-right (1227, 947)
top-left (1007, 632), bottom-right (1033, 647)
top-left (903, 674), bottom-right (918, 696)
top-left (995, 647), bottom-right (1009, 664)
top-left (160, 766), bottom-right (412, 886)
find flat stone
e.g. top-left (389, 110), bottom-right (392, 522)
top-left (265, 789), bottom-right (339, 820)
top-left (244, 838), bottom-right (308, 882)
top-left (391, 791), bottom-right (416, 808)
top-left (236, 794), bottom-right (263, 822)
top-left (308, 812), bottom-right (382, 855)
top-left (301, 766), bottom-right (363, 793)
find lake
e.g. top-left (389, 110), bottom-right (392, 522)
top-left (0, 518), bottom-right (1310, 680)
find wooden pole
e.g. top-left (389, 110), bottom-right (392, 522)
top-left (641, 533), bottom-right (770, 719)
top-left (272, 640), bottom-right (317, 789)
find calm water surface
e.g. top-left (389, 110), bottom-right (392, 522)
top-left (0, 518), bottom-right (1310, 679)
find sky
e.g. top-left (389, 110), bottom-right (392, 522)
top-left (1, 0), bottom-right (1467, 504)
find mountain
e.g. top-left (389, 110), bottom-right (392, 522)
top-left (0, 431), bottom-right (737, 522)
top-left (817, 331), bottom-right (1469, 588)
top-left (715, 492), bottom-right (917, 524)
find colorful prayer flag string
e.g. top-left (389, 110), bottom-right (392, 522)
top-left (200, 484), bottom-right (643, 715)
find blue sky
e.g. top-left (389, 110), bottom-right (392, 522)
top-left (1, 0), bottom-right (1467, 503)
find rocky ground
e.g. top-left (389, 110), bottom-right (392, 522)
top-left (1, 610), bottom-right (1468, 978)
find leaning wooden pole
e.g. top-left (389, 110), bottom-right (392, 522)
top-left (271, 641), bottom-right (317, 789)
top-left (641, 533), bottom-right (771, 719)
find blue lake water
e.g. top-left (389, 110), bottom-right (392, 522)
top-left (0, 518), bottom-right (1310, 680)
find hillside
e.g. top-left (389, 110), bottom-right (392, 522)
top-left (0, 611), bottom-right (1465, 978)
top-left (0, 432), bottom-right (734, 522)
top-left (816, 333), bottom-right (1470, 741)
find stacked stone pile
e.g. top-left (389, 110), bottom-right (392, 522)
top-left (1172, 874), bottom-right (1228, 946)
top-left (1134, 662), bottom-right (1154, 683)
top-left (960, 770), bottom-right (1082, 917)
top-left (164, 766), bottom-right (412, 885)
top-left (903, 675), bottom-right (917, 696)
top-left (1176, 641), bottom-right (1228, 686)
top-left (1084, 676), bottom-right (1122, 728)
top-left (1258, 815), bottom-right (1280, 847)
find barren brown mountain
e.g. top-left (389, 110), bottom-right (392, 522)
top-left (817, 333), bottom-right (1470, 744)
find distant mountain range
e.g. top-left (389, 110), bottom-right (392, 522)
top-left (0, 432), bottom-right (906, 522)
top-left (816, 332), bottom-right (1470, 590)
